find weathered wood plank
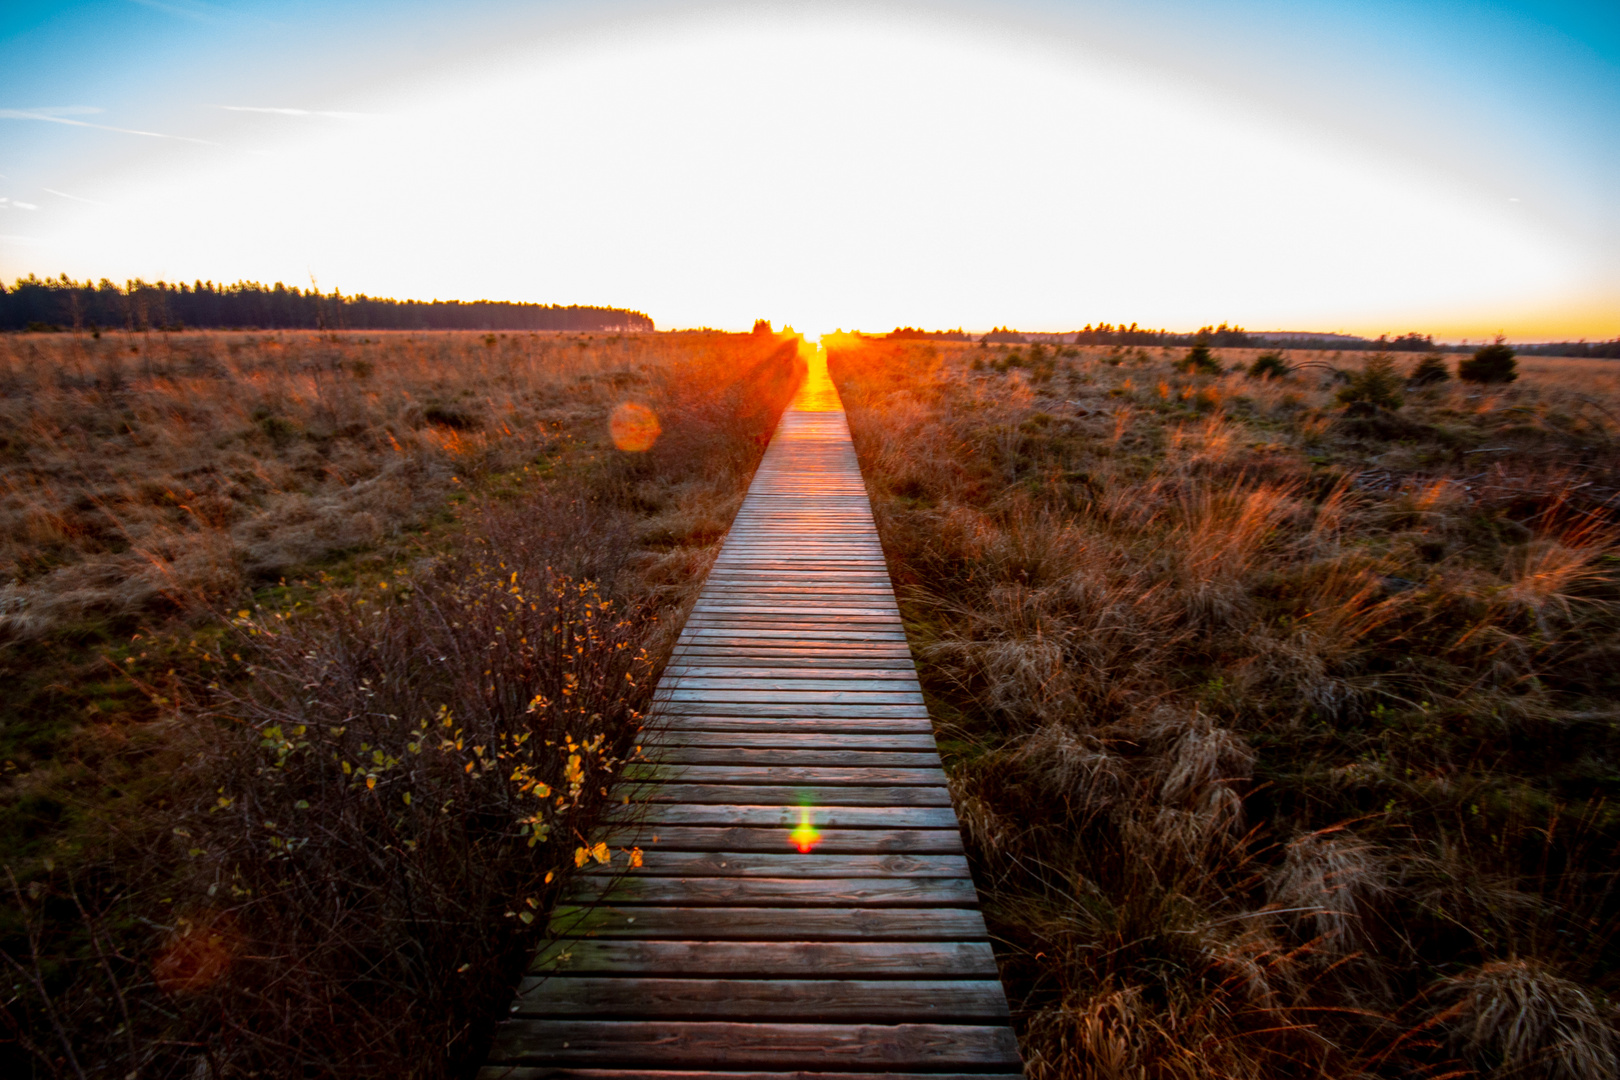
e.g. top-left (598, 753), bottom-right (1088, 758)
top-left (656, 691), bottom-right (925, 707)
top-left (484, 1020), bottom-right (1023, 1069)
top-left (562, 876), bottom-right (980, 907)
top-left (510, 978), bottom-right (1011, 1021)
top-left (631, 784), bottom-right (953, 806)
top-left (665, 654), bottom-right (916, 667)
top-left (649, 718), bottom-right (937, 735)
top-left (544, 906), bottom-right (987, 940)
top-left (660, 668), bottom-right (918, 681)
top-left (529, 940), bottom-right (997, 977)
top-left (605, 804), bottom-right (962, 828)
top-left (577, 851), bottom-right (971, 878)
top-left (641, 749), bottom-right (945, 768)
top-left (601, 825), bottom-right (963, 853)
top-left (479, 1070), bottom-right (1022, 1080)
top-left (625, 766), bottom-right (947, 787)
top-left (656, 678), bottom-right (919, 692)
top-left (639, 732), bottom-right (937, 750)
top-left (680, 626), bottom-right (909, 640)
top-left (653, 703), bottom-right (931, 718)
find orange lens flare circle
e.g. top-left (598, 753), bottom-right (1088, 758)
top-left (609, 401), bottom-right (661, 452)
top-left (790, 807), bottom-right (822, 853)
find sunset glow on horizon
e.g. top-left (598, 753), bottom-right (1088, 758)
top-left (3, 1), bottom-right (1617, 341)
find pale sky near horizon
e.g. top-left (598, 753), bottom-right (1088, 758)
top-left (1, 0), bottom-right (1616, 341)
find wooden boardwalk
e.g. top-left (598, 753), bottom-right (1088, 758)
top-left (481, 353), bottom-right (1023, 1079)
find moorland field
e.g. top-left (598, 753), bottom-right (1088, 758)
top-left (1, 326), bottom-right (1617, 1079)
top-left (830, 338), bottom-right (1620, 1080)
top-left (0, 327), bottom-right (801, 1076)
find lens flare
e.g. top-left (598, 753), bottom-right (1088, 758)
top-left (790, 806), bottom-right (821, 853)
top-left (609, 401), bottom-right (660, 451)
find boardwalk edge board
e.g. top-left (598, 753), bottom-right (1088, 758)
top-left (483, 356), bottom-right (1024, 1076)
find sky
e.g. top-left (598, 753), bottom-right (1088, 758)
top-left (1, 0), bottom-right (1616, 340)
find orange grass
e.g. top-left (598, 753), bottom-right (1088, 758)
top-left (831, 337), bottom-right (1620, 1080)
top-left (0, 328), bottom-right (803, 1078)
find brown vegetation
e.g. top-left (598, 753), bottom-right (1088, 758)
top-left (830, 338), bottom-right (1620, 1080)
top-left (0, 328), bottom-right (802, 1077)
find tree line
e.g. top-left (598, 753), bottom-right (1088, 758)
top-left (1, 275), bottom-right (655, 333)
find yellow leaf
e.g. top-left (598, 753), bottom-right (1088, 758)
top-left (629, 846), bottom-right (644, 868)
top-left (365, 775), bottom-right (376, 790)
top-left (574, 846), bottom-right (588, 868)
top-left (590, 841), bottom-right (610, 864)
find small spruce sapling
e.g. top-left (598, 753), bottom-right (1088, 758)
top-left (1247, 351), bottom-right (1291, 380)
top-left (1177, 341), bottom-right (1221, 375)
top-left (1336, 353), bottom-right (1404, 413)
top-left (1458, 336), bottom-right (1517, 383)
top-left (1409, 354), bottom-right (1450, 386)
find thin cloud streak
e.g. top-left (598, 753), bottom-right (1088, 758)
top-left (25, 106), bottom-right (106, 117)
top-left (44, 188), bottom-right (111, 207)
top-left (216, 105), bottom-right (375, 119)
top-left (125, 0), bottom-right (224, 24)
top-left (0, 109), bottom-right (216, 145)
top-left (0, 198), bottom-right (41, 211)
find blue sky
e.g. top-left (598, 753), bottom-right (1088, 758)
top-left (2, 0), bottom-right (1616, 337)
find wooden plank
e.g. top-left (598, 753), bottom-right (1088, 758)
top-left (667, 650), bottom-right (916, 663)
top-left (624, 765), bottom-right (948, 786)
top-left (665, 654), bottom-right (916, 668)
top-left (653, 703), bottom-right (931, 718)
top-left (510, 978), bottom-right (1011, 1021)
top-left (641, 749), bottom-right (945, 767)
top-left (562, 876), bottom-right (980, 907)
top-left (484, 1020), bottom-right (1023, 1069)
top-left (651, 680), bottom-right (920, 696)
top-left (577, 851), bottom-right (970, 878)
top-left (649, 718), bottom-right (937, 735)
top-left (544, 906), bottom-right (987, 940)
top-left (656, 689), bottom-right (924, 704)
top-left (601, 826), bottom-right (963, 853)
top-left (654, 667), bottom-right (913, 676)
top-left (632, 785), bottom-right (953, 806)
top-left (529, 940), bottom-right (998, 977)
top-left (680, 626), bottom-right (908, 640)
top-left (606, 804), bottom-right (962, 828)
top-left (479, 1070), bottom-right (1022, 1080)
top-left (639, 732), bottom-right (937, 750)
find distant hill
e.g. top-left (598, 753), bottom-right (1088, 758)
top-left (0, 275), bottom-right (654, 333)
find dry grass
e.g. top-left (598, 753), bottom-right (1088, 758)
top-left (0, 328), bottom-right (803, 1078)
top-left (831, 338), bottom-right (1620, 1080)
